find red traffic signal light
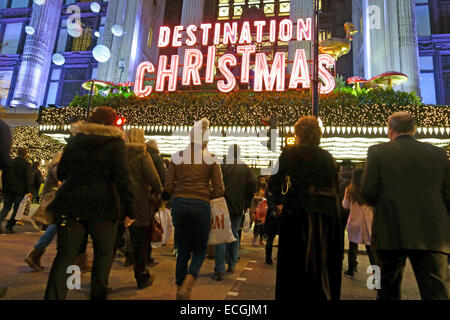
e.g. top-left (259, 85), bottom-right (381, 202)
top-left (116, 117), bottom-right (127, 126)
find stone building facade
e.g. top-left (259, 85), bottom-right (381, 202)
top-left (1, 0), bottom-right (447, 110)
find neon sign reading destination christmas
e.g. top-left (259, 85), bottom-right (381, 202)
top-left (134, 18), bottom-right (336, 97)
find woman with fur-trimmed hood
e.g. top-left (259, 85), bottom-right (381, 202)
top-left (45, 107), bottom-right (135, 300)
top-left (124, 128), bottom-right (162, 289)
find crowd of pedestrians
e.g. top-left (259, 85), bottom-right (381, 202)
top-left (0, 108), bottom-right (448, 301)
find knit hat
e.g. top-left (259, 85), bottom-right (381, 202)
top-left (189, 118), bottom-right (210, 146)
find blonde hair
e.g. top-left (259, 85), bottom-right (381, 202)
top-left (126, 128), bottom-right (146, 144)
top-left (294, 116), bottom-right (322, 146)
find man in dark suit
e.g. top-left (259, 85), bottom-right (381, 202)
top-left (362, 111), bottom-right (449, 300)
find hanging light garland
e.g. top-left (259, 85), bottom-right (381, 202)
top-left (38, 91), bottom-right (450, 128)
top-left (11, 127), bottom-right (64, 162)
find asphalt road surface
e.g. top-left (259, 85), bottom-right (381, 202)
top-left (0, 206), bottom-right (447, 300)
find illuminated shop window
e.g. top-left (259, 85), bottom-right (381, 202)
top-left (419, 56), bottom-right (436, 105)
top-left (217, 0), bottom-right (291, 20)
top-left (0, 0), bottom-right (34, 8)
top-left (0, 22), bottom-right (23, 54)
top-left (0, 70), bottom-right (13, 107)
top-left (279, 0), bottom-right (290, 16)
top-left (60, 68), bottom-right (89, 106)
top-left (45, 66), bottom-right (98, 107)
top-left (72, 23), bottom-right (93, 51)
top-left (437, 0), bottom-right (450, 34)
top-left (415, 1), bottom-right (431, 36)
top-left (9, 0), bottom-right (30, 8)
top-left (443, 55), bottom-right (450, 105)
top-left (55, 15), bottom-right (105, 53)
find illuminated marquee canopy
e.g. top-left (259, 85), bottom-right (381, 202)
top-left (134, 18), bottom-right (336, 97)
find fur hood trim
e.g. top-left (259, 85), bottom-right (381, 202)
top-left (126, 143), bottom-right (146, 152)
top-left (70, 121), bottom-right (123, 138)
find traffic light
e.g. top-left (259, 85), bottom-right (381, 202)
top-left (116, 117), bottom-right (127, 127)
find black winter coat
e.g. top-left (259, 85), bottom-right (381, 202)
top-left (147, 147), bottom-right (166, 186)
top-left (221, 158), bottom-right (257, 217)
top-left (47, 122), bottom-right (135, 223)
top-left (338, 169), bottom-right (352, 223)
top-left (32, 168), bottom-right (44, 192)
top-left (362, 135), bottom-right (450, 254)
top-left (268, 144), bottom-right (343, 301)
top-left (264, 190), bottom-right (279, 236)
top-left (0, 119), bottom-right (11, 170)
top-left (2, 156), bottom-right (32, 195)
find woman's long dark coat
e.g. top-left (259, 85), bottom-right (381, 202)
top-left (268, 144), bottom-right (344, 301)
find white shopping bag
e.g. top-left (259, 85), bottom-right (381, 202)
top-left (208, 197), bottom-right (237, 245)
top-left (243, 209), bottom-right (251, 233)
top-left (151, 208), bottom-right (174, 248)
top-left (5, 195), bottom-right (31, 221)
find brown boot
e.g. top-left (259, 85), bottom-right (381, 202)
top-left (75, 252), bottom-right (93, 273)
top-left (176, 274), bottom-right (195, 300)
top-left (24, 249), bottom-right (44, 271)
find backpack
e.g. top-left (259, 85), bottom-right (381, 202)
top-left (254, 198), bottom-right (268, 224)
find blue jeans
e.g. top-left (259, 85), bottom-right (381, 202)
top-left (172, 197), bottom-right (211, 286)
top-left (214, 214), bottom-right (242, 273)
top-left (35, 224), bottom-right (57, 252)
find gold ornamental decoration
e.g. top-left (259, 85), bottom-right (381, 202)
top-left (319, 22), bottom-right (358, 60)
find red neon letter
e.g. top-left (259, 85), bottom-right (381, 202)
top-left (254, 21), bottom-right (266, 43)
top-left (134, 61), bottom-right (155, 97)
top-left (186, 25), bottom-right (197, 46)
top-left (279, 19), bottom-right (293, 42)
top-left (172, 26), bottom-right (184, 47)
top-left (158, 26), bottom-right (171, 47)
top-left (254, 52), bottom-right (286, 92)
top-left (319, 54), bottom-right (335, 94)
top-left (217, 54), bottom-right (237, 93)
top-left (156, 55), bottom-right (179, 92)
top-left (297, 18), bottom-right (312, 41)
top-left (223, 22), bottom-right (238, 45)
top-left (239, 21), bottom-right (252, 44)
top-left (269, 20), bottom-right (277, 43)
top-left (200, 23), bottom-right (212, 45)
top-left (237, 45), bottom-right (256, 83)
top-left (205, 46), bottom-right (216, 83)
top-left (182, 49), bottom-right (203, 86)
top-left (289, 49), bottom-right (310, 89)
top-left (214, 23), bottom-right (221, 45)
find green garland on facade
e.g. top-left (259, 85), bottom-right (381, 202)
top-left (38, 90), bottom-right (449, 127)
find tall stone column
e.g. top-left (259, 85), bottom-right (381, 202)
top-left (397, 0), bottom-right (421, 95)
top-left (367, 0), bottom-right (390, 78)
top-left (352, 0), bottom-right (365, 77)
top-left (177, 0), bottom-right (206, 72)
top-left (96, 0), bottom-right (128, 82)
top-left (288, 0), bottom-right (313, 72)
top-left (11, 0), bottom-right (63, 109)
top-left (385, 0), bottom-right (401, 73)
top-left (97, 0), bottom-right (160, 83)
